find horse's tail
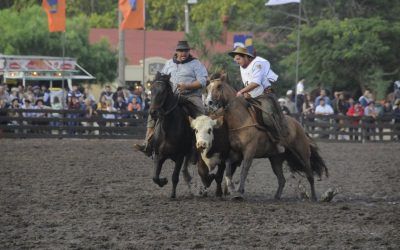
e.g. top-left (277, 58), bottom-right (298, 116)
top-left (284, 134), bottom-right (328, 178)
top-left (307, 134), bottom-right (329, 178)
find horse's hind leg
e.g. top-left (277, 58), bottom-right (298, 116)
top-left (170, 157), bottom-right (185, 199)
top-left (153, 155), bottom-right (168, 187)
top-left (269, 156), bottom-right (286, 200)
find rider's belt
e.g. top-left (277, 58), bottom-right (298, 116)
top-left (264, 87), bottom-right (273, 94)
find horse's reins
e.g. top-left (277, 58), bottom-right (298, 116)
top-left (209, 78), bottom-right (259, 132)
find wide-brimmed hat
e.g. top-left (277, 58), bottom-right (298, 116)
top-left (176, 40), bottom-right (191, 51)
top-left (228, 46), bottom-right (254, 58)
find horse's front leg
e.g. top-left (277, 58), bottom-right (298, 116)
top-left (214, 162), bottom-right (226, 197)
top-left (236, 156), bottom-right (255, 199)
top-left (152, 154), bottom-right (168, 187)
top-left (223, 160), bottom-right (238, 196)
top-left (170, 156), bottom-right (185, 199)
top-left (181, 155), bottom-right (194, 195)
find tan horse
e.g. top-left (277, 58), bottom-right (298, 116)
top-left (204, 77), bottom-right (328, 200)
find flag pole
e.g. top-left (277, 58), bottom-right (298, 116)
top-left (142, 1), bottom-right (147, 89)
top-left (118, 10), bottom-right (126, 87)
top-left (295, 0), bottom-right (301, 85)
top-left (61, 31), bottom-right (66, 109)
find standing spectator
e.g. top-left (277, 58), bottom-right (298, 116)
top-left (346, 100), bottom-right (364, 141)
top-left (314, 89), bottom-right (331, 109)
top-left (333, 91), bottom-right (349, 136)
top-left (128, 96), bottom-right (142, 119)
top-left (41, 84), bottom-right (51, 106)
top-left (295, 79), bottom-right (305, 113)
top-left (364, 101), bottom-right (379, 140)
top-left (67, 85), bottom-right (82, 106)
top-left (32, 85), bottom-right (43, 103)
top-left (359, 90), bottom-right (372, 108)
top-left (8, 87), bottom-right (21, 104)
top-left (379, 100), bottom-right (393, 140)
top-left (0, 84), bottom-right (10, 103)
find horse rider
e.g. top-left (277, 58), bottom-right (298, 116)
top-left (134, 40), bottom-right (208, 156)
top-left (228, 46), bottom-right (289, 153)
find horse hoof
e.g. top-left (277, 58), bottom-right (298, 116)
top-left (153, 177), bottom-right (168, 187)
top-left (159, 178), bottom-right (168, 187)
top-left (231, 192), bottom-right (244, 200)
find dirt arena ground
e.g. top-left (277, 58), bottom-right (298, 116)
top-left (1, 139), bottom-right (399, 249)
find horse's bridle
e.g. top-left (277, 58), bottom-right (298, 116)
top-left (150, 80), bottom-right (180, 117)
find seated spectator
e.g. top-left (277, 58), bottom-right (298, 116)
top-left (67, 96), bottom-right (82, 134)
top-left (34, 99), bottom-right (50, 134)
top-left (99, 85), bottom-right (114, 105)
top-left (8, 98), bottom-right (21, 132)
top-left (315, 98), bottom-right (334, 116)
top-left (67, 85), bottom-right (82, 105)
top-left (315, 98), bottom-right (334, 138)
top-left (103, 100), bottom-right (116, 127)
top-left (41, 85), bottom-right (51, 106)
top-left (393, 99), bottom-right (400, 140)
top-left (346, 100), bottom-right (364, 140)
top-left (314, 89), bottom-right (332, 110)
top-left (51, 96), bottom-right (63, 134)
top-left (378, 100), bottom-right (394, 140)
top-left (8, 88), bottom-right (21, 104)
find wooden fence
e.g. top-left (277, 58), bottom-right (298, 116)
top-left (0, 108), bottom-right (399, 142)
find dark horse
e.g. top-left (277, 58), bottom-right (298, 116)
top-left (149, 72), bottom-right (194, 198)
top-left (205, 77), bottom-right (328, 201)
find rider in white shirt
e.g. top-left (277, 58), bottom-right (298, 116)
top-left (229, 46), bottom-right (288, 153)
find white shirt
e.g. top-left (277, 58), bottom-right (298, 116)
top-left (296, 81), bottom-right (304, 95)
top-left (315, 104), bottom-right (334, 115)
top-left (240, 56), bottom-right (278, 98)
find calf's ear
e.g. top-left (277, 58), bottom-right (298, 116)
top-left (213, 116), bottom-right (224, 128)
top-left (188, 116), bottom-right (195, 128)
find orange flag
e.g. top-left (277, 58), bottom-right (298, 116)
top-left (119, 0), bottom-right (145, 30)
top-left (42, 0), bottom-right (66, 32)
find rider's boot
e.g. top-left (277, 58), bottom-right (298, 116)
top-left (133, 127), bottom-right (154, 157)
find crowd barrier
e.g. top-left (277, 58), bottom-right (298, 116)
top-left (0, 109), bottom-right (399, 142)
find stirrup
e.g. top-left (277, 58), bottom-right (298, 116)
top-left (133, 142), bottom-right (152, 157)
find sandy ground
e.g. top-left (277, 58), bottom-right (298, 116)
top-left (0, 139), bottom-right (399, 249)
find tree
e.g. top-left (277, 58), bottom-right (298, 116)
top-left (0, 5), bottom-right (117, 83)
top-left (281, 17), bottom-right (400, 99)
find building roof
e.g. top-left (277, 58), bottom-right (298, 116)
top-left (89, 29), bottom-right (239, 65)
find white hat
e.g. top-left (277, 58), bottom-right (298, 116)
top-left (286, 90), bottom-right (293, 96)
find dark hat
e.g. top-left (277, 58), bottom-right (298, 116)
top-left (176, 40), bottom-right (191, 51)
top-left (228, 46), bottom-right (255, 58)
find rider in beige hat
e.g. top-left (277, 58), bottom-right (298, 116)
top-left (229, 46), bottom-right (288, 153)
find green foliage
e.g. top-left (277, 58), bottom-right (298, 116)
top-left (281, 17), bottom-right (400, 98)
top-left (0, 5), bottom-right (117, 83)
top-left (146, 0), bottom-right (186, 31)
